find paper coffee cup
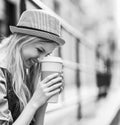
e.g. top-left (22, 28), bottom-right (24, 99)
top-left (40, 56), bottom-right (63, 103)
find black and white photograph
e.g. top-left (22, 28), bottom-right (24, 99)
top-left (0, 0), bottom-right (119, 125)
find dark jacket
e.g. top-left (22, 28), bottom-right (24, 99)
top-left (0, 67), bottom-right (34, 125)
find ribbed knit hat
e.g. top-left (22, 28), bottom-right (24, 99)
top-left (10, 9), bottom-right (65, 46)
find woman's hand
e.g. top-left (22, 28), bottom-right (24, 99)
top-left (31, 73), bottom-right (63, 109)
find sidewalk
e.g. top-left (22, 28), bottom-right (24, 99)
top-left (74, 88), bottom-right (120, 125)
top-left (45, 86), bottom-right (98, 125)
top-left (45, 87), bottom-right (120, 125)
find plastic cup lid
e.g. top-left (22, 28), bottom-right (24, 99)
top-left (40, 56), bottom-right (63, 63)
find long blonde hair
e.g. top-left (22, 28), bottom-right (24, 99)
top-left (0, 34), bottom-right (41, 110)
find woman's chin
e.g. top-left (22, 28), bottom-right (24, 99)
top-left (24, 61), bottom-right (34, 69)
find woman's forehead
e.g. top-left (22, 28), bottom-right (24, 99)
top-left (24, 36), bottom-right (58, 48)
top-left (34, 38), bottom-right (58, 46)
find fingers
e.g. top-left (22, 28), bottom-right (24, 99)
top-left (39, 73), bottom-right (64, 101)
top-left (46, 77), bottom-right (62, 87)
top-left (32, 73), bottom-right (64, 107)
top-left (48, 88), bottom-right (61, 97)
top-left (42, 73), bottom-right (59, 83)
top-left (47, 82), bottom-right (62, 92)
top-left (59, 73), bottom-right (65, 92)
top-left (59, 86), bottom-right (64, 93)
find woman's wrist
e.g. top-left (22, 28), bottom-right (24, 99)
top-left (13, 98), bottom-right (39, 125)
top-left (28, 98), bottom-right (40, 111)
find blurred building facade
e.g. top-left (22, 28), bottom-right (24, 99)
top-left (42, 0), bottom-right (98, 90)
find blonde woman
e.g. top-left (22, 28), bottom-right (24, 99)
top-left (0, 10), bottom-right (65, 125)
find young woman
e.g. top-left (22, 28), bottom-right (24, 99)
top-left (0, 9), bottom-right (65, 125)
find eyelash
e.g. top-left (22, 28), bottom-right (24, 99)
top-left (37, 48), bottom-right (51, 56)
top-left (45, 53), bottom-right (51, 56)
top-left (37, 48), bottom-right (44, 53)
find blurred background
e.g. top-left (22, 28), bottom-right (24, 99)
top-left (0, 0), bottom-right (120, 125)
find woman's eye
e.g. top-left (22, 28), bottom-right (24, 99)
top-left (45, 53), bottom-right (51, 57)
top-left (37, 48), bottom-right (43, 53)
